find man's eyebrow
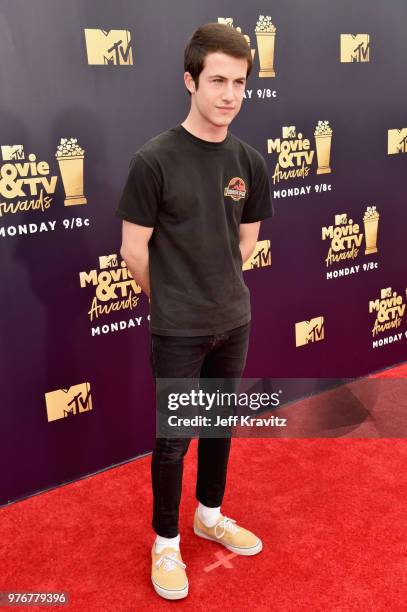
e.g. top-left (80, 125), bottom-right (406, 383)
top-left (209, 74), bottom-right (246, 81)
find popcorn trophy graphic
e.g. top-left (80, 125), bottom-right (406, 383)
top-left (363, 205), bottom-right (379, 254)
top-left (314, 121), bottom-right (333, 174)
top-left (254, 15), bottom-right (276, 77)
top-left (55, 138), bottom-right (87, 206)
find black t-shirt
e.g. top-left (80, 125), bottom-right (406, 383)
top-left (115, 124), bottom-right (274, 336)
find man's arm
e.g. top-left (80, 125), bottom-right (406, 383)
top-left (120, 220), bottom-right (154, 297)
top-left (239, 221), bottom-right (260, 264)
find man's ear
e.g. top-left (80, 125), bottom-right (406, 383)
top-left (184, 71), bottom-right (195, 94)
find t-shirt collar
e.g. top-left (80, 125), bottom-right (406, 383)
top-left (174, 124), bottom-right (231, 150)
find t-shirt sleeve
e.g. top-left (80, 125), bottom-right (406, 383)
top-left (114, 153), bottom-right (161, 227)
top-left (241, 154), bottom-right (274, 223)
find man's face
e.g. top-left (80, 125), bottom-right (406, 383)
top-left (186, 51), bottom-right (247, 128)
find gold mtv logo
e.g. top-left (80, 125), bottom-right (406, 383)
top-left (335, 213), bottom-right (347, 225)
top-left (45, 383), bottom-right (92, 422)
top-left (295, 317), bottom-right (325, 347)
top-left (218, 17), bottom-right (234, 26)
top-left (242, 240), bottom-right (271, 270)
top-left (381, 287), bottom-right (392, 298)
top-left (99, 254), bottom-right (118, 269)
top-left (1, 145), bottom-right (24, 160)
top-left (218, 18), bottom-right (256, 61)
top-left (282, 126), bottom-right (296, 138)
top-left (387, 129), bottom-right (407, 154)
top-left (218, 15), bottom-right (277, 78)
top-left (84, 29), bottom-right (133, 65)
top-left (340, 34), bottom-right (370, 62)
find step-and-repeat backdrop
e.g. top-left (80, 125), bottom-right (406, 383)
top-left (1, 0), bottom-right (406, 505)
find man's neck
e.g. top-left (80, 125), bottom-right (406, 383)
top-left (181, 116), bottom-right (228, 143)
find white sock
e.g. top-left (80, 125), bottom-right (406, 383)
top-left (154, 533), bottom-right (180, 553)
top-left (198, 502), bottom-right (221, 527)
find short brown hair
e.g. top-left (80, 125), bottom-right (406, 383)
top-left (184, 22), bottom-right (253, 94)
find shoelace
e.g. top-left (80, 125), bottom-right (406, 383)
top-left (214, 516), bottom-right (240, 539)
top-left (155, 552), bottom-right (186, 572)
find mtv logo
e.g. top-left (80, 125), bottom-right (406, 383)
top-left (335, 213), bottom-right (347, 225)
top-left (84, 29), bottom-right (133, 65)
top-left (1, 145), bottom-right (24, 160)
top-left (295, 317), bottom-right (325, 347)
top-left (218, 17), bottom-right (234, 27)
top-left (381, 287), bottom-right (392, 299)
top-left (283, 126), bottom-right (296, 138)
top-left (242, 240), bottom-right (271, 270)
top-left (99, 254), bottom-right (118, 269)
top-left (45, 382), bottom-right (93, 422)
top-left (217, 17), bottom-right (254, 56)
top-left (340, 34), bottom-right (370, 62)
top-left (387, 129), bottom-right (407, 154)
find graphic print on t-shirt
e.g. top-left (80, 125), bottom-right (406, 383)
top-left (223, 177), bottom-right (247, 202)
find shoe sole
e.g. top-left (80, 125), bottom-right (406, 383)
top-left (193, 525), bottom-right (263, 556)
top-left (151, 577), bottom-right (188, 600)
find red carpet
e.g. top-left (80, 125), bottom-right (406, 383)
top-left (1, 363), bottom-right (407, 611)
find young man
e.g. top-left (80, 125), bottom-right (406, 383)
top-left (115, 23), bottom-right (274, 600)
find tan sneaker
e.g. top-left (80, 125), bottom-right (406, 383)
top-left (193, 509), bottom-right (263, 556)
top-left (151, 544), bottom-right (188, 600)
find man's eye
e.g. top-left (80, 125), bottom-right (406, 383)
top-left (214, 79), bottom-right (222, 82)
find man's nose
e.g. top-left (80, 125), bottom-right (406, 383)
top-left (222, 82), bottom-right (234, 100)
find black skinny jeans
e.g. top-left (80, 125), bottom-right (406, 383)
top-left (149, 321), bottom-right (250, 538)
